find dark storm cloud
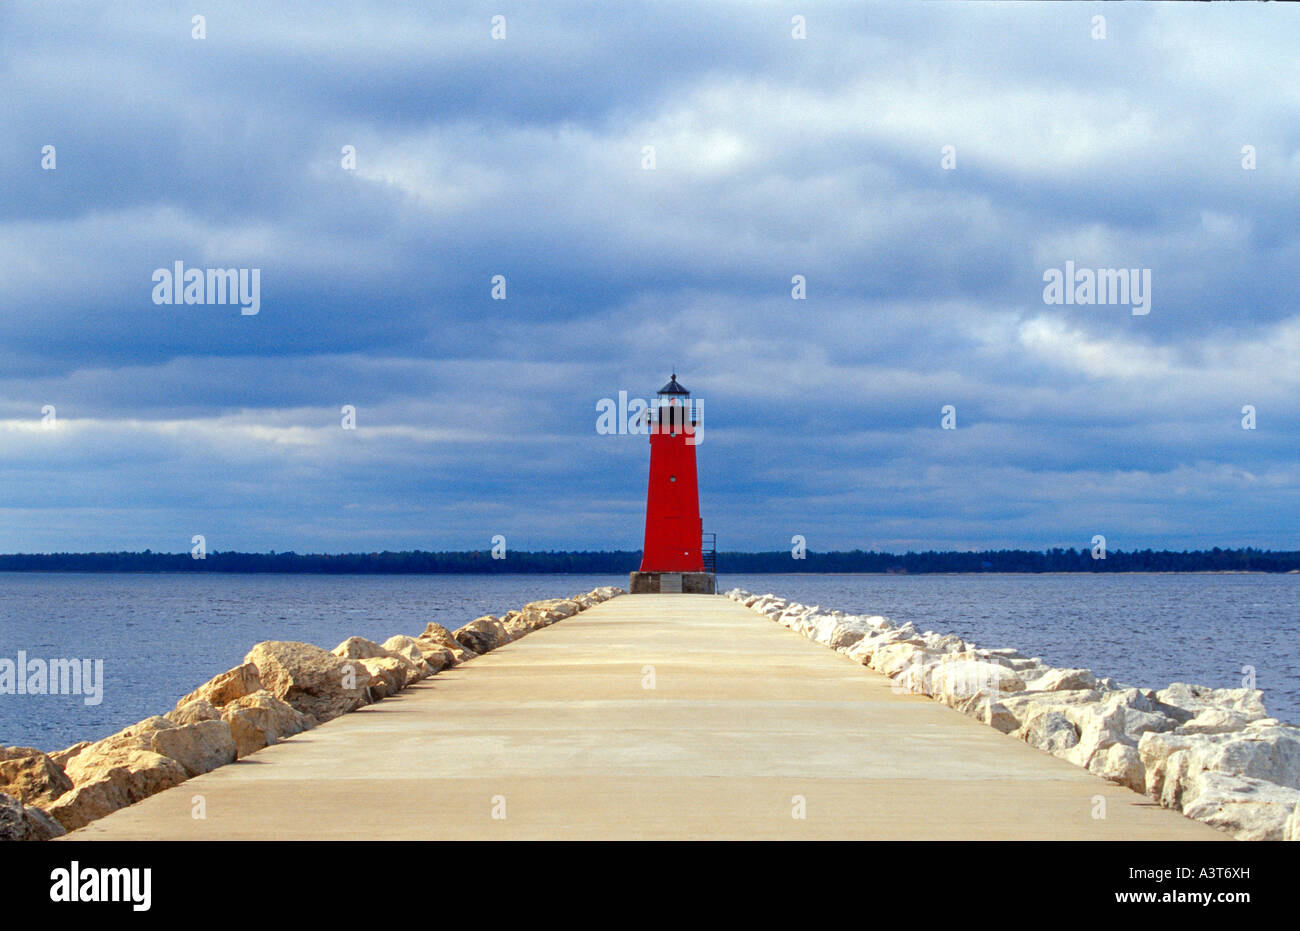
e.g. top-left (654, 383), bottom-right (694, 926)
top-left (1, 1), bottom-right (1298, 551)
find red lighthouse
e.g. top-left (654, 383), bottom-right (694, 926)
top-left (629, 374), bottom-right (716, 594)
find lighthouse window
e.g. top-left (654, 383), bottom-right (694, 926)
top-left (670, 475), bottom-right (677, 482)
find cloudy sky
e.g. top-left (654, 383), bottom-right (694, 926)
top-left (2, 1), bottom-right (1298, 554)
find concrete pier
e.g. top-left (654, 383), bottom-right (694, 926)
top-left (67, 594), bottom-right (1221, 840)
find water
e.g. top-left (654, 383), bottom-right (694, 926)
top-left (1, 572), bottom-right (1296, 751)
top-left (727, 573), bottom-right (1300, 725)
top-left (0, 572), bottom-right (622, 751)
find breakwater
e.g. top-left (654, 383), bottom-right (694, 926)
top-left (20, 593), bottom-right (1220, 841)
top-left (0, 587), bottom-right (624, 840)
top-left (725, 588), bottom-right (1300, 841)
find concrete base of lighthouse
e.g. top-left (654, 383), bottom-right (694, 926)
top-left (629, 571), bottom-right (716, 595)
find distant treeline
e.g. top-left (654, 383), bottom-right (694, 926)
top-left (719, 548), bottom-right (1300, 574)
top-left (0, 547), bottom-right (1297, 574)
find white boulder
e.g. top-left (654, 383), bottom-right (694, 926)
top-left (1180, 771), bottom-right (1300, 841)
top-left (1027, 667), bottom-right (1098, 692)
top-left (1016, 710), bottom-right (1080, 755)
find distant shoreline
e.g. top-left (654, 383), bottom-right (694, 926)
top-left (1, 548), bottom-right (1297, 574)
top-left (0, 569), bottom-right (1295, 577)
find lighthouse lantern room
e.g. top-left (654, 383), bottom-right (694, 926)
top-left (629, 373), bottom-right (717, 594)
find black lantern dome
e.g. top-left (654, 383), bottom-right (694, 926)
top-left (657, 373), bottom-right (689, 396)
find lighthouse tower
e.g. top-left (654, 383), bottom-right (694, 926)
top-left (629, 374), bottom-right (716, 594)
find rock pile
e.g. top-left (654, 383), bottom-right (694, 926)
top-left (0, 585), bottom-right (625, 840)
top-left (725, 588), bottom-right (1300, 841)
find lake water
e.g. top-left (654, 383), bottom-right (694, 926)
top-left (1, 571), bottom-right (1296, 751)
top-left (728, 572), bottom-right (1300, 726)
